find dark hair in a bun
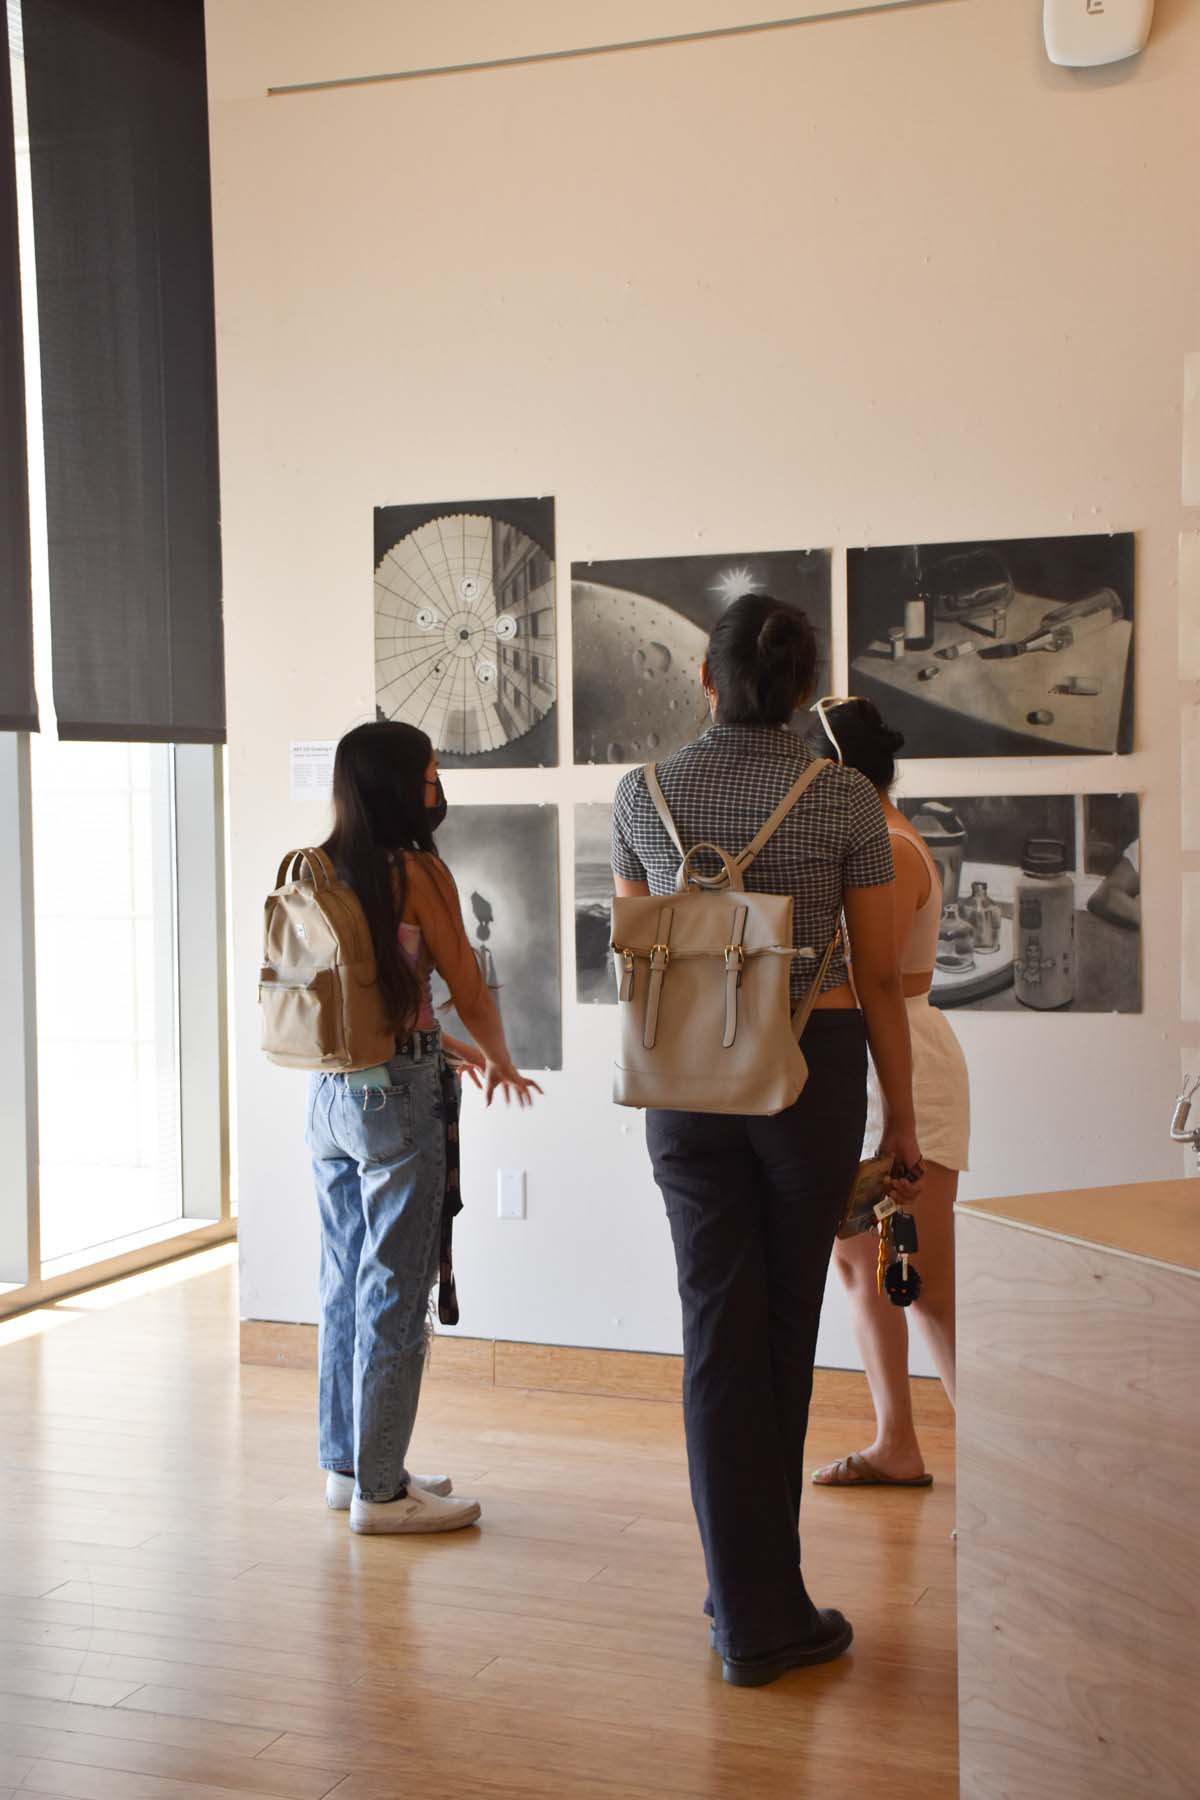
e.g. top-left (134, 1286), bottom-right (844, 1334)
top-left (816, 698), bottom-right (905, 788)
top-left (705, 594), bottom-right (818, 727)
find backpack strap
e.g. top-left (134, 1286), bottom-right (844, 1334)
top-left (642, 764), bottom-right (685, 859)
top-left (276, 847), bottom-right (335, 889)
top-left (643, 905), bottom-right (674, 1050)
top-left (723, 903), bottom-right (748, 1048)
top-left (790, 925), bottom-right (842, 1036)
top-left (645, 756), bottom-right (832, 886)
top-left (736, 757), bottom-right (830, 873)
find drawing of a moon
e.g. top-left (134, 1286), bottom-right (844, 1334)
top-left (572, 581), bottom-right (710, 763)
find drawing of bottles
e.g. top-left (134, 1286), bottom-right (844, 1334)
top-left (1027, 588), bottom-right (1124, 654)
top-left (961, 880), bottom-right (1002, 955)
top-left (1013, 840), bottom-right (1075, 1010)
top-left (935, 906), bottom-right (976, 973)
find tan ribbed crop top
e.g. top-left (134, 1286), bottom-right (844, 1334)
top-left (891, 825), bottom-right (942, 976)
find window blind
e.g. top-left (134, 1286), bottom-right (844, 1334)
top-left (22, 0), bottom-right (224, 743)
top-left (0, 4), bottom-right (36, 733)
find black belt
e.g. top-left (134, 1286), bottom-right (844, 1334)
top-left (390, 1026), bottom-right (460, 1324)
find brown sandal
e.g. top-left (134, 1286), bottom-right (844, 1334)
top-left (811, 1452), bottom-right (933, 1488)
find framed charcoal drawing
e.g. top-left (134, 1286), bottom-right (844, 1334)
top-left (375, 498), bottom-right (557, 768)
top-left (899, 792), bottom-right (1141, 1013)
top-left (431, 804), bottom-right (562, 1068)
top-left (575, 802), bottom-right (616, 1004)
top-left (572, 549), bottom-right (831, 765)
top-left (848, 534), bottom-right (1135, 757)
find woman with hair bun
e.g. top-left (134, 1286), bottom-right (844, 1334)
top-left (611, 597), bottom-right (924, 1686)
top-left (808, 697), bottom-right (968, 1492)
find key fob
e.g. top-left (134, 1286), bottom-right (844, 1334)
top-left (890, 1210), bottom-right (919, 1255)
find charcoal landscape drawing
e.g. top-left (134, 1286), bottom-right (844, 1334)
top-left (575, 802), bottom-right (616, 1004)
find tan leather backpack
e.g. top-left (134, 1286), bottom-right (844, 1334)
top-left (259, 848), bottom-right (396, 1071)
top-left (610, 759), bottom-right (838, 1116)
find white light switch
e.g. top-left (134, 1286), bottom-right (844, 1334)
top-left (497, 1169), bottom-right (526, 1219)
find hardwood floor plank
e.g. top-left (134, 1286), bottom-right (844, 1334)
top-left (17, 1759), bottom-right (320, 1800)
top-left (0, 1693), bottom-right (279, 1758)
top-left (0, 1671), bottom-right (142, 1709)
top-left (322, 1767), bottom-right (677, 1800)
top-left (0, 1725), bottom-right (339, 1798)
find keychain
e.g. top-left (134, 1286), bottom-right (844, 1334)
top-left (875, 1214), bottom-right (892, 1296)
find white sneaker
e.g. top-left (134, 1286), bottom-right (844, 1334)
top-left (350, 1486), bottom-right (482, 1535)
top-left (325, 1471), bottom-right (452, 1510)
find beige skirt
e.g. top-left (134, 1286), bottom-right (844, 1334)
top-left (864, 992), bottom-right (971, 1173)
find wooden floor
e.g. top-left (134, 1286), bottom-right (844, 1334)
top-left (0, 1247), bottom-right (958, 1800)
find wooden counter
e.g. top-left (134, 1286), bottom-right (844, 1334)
top-left (955, 1179), bottom-right (1200, 1800)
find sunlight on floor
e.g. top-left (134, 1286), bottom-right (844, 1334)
top-left (69, 1241), bottom-right (237, 1309)
top-left (0, 1242), bottom-right (237, 1346)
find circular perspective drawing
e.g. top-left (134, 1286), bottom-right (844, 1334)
top-left (375, 512), bottom-right (556, 757)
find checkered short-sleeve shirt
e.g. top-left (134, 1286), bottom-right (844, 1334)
top-left (611, 724), bottom-right (894, 999)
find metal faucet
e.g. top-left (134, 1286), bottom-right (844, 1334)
top-left (1169, 1077), bottom-right (1200, 1162)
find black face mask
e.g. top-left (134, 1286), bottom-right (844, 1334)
top-left (426, 778), bottom-right (448, 832)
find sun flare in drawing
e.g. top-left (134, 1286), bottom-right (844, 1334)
top-left (709, 565), bottom-right (764, 609)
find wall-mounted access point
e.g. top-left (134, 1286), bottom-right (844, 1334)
top-left (497, 1169), bottom-right (527, 1219)
top-left (1044, 0), bottom-right (1153, 67)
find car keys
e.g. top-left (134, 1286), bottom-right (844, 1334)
top-left (890, 1210), bottom-right (919, 1256)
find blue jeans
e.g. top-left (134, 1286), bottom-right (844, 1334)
top-left (306, 1047), bottom-right (447, 1502)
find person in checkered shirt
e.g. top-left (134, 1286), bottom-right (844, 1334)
top-left (611, 593), bottom-right (924, 1688)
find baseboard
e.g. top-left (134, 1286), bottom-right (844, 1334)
top-left (238, 1319), bottom-right (954, 1426)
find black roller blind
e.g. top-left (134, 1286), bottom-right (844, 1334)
top-left (23, 0), bottom-right (224, 743)
top-left (0, 4), bottom-right (37, 734)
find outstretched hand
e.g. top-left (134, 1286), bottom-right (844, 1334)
top-left (484, 1057), bottom-right (543, 1109)
top-left (442, 1035), bottom-right (486, 1091)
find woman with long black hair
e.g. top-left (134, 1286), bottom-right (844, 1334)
top-left (309, 721), bottom-right (539, 1535)
top-left (611, 595), bottom-right (924, 1686)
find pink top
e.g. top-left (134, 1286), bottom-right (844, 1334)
top-left (891, 825), bottom-right (942, 977)
top-left (397, 921), bottom-right (437, 1030)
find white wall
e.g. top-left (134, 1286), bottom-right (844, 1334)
top-left (207, 0), bottom-right (1200, 1372)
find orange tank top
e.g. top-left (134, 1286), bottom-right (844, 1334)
top-left (891, 825), bottom-right (942, 976)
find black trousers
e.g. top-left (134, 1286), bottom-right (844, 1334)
top-left (646, 1010), bottom-right (867, 1658)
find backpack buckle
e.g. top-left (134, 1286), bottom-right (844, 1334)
top-left (650, 942), bottom-right (671, 968)
top-left (724, 943), bottom-right (745, 973)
